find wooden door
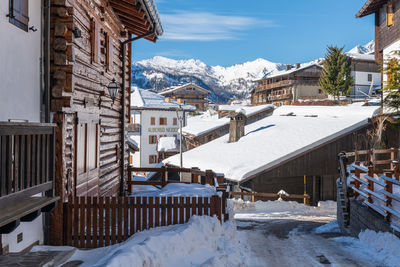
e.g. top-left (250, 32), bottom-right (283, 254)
top-left (75, 112), bottom-right (100, 196)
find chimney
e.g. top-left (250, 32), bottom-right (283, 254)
top-left (285, 64), bottom-right (292, 71)
top-left (228, 109), bottom-right (246, 143)
top-left (296, 63), bottom-right (300, 69)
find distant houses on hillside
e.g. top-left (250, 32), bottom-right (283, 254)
top-left (159, 83), bottom-right (211, 111)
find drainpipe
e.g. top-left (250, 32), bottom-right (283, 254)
top-left (44, 0), bottom-right (50, 123)
top-left (120, 30), bottom-right (156, 196)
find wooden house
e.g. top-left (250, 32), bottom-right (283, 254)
top-left (159, 83), bottom-right (211, 111)
top-left (0, 0), bottom-right (162, 252)
top-left (357, 0), bottom-right (400, 81)
top-left (251, 64), bottom-right (325, 106)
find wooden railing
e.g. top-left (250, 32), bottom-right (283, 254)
top-left (127, 166), bottom-right (227, 193)
top-left (339, 151), bottom-right (400, 221)
top-left (229, 191), bottom-right (310, 205)
top-left (126, 123), bottom-right (141, 133)
top-left (0, 122), bottom-right (56, 198)
top-left (345, 148), bottom-right (400, 169)
top-left (63, 195), bottom-right (224, 248)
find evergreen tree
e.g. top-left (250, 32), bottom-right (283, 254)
top-left (384, 57), bottom-right (400, 117)
top-left (319, 46), bottom-right (354, 100)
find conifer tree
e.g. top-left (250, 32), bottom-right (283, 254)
top-left (319, 46), bottom-right (354, 100)
top-left (384, 57), bottom-right (400, 117)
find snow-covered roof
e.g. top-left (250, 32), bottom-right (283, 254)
top-left (127, 135), bottom-right (139, 151)
top-left (131, 87), bottom-right (195, 111)
top-left (346, 52), bottom-right (375, 61)
top-left (164, 105), bottom-right (379, 182)
top-left (157, 137), bottom-right (179, 152)
top-left (261, 62), bottom-right (323, 80)
top-left (183, 104), bottom-right (274, 137)
top-left (159, 83), bottom-right (211, 95)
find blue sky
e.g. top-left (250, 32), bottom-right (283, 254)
top-left (132, 0), bottom-right (374, 67)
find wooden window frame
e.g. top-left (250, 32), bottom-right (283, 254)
top-left (149, 155), bottom-right (157, 164)
top-left (149, 135), bottom-right (157, 144)
top-left (150, 117), bottom-right (155, 125)
top-left (90, 18), bottom-right (100, 63)
top-left (159, 117), bottom-right (167, 125)
top-left (105, 32), bottom-right (114, 72)
top-left (8, 0), bottom-right (29, 32)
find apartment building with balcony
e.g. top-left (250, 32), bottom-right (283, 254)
top-left (251, 63), bottom-right (325, 106)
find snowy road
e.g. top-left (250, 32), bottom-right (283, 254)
top-left (236, 218), bottom-right (376, 267)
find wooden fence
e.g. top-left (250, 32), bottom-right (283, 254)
top-left (229, 191), bottom-right (310, 205)
top-left (63, 195), bottom-right (225, 248)
top-left (345, 148), bottom-right (400, 169)
top-left (339, 151), bottom-right (400, 221)
top-left (127, 166), bottom-right (227, 193)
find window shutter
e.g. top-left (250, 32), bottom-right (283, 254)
top-left (106, 32), bottom-right (114, 71)
top-left (91, 18), bottom-right (100, 63)
top-left (9, 0), bottom-right (29, 31)
top-left (149, 135), bottom-right (152, 144)
top-left (151, 117), bottom-right (155, 125)
top-left (387, 4), bottom-right (394, 27)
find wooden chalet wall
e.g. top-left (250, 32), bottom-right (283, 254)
top-left (241, 124), bottom-right (399, 203)
top-left (375, 0), bottom-right (400, 62)
top-left (50, 0), bottom-right (132, 201)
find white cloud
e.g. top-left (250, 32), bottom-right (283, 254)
top-left (160, 11), bottom-right (276, 41)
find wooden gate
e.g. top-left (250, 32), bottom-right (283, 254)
top-left (63, 195), bottom-right (223, 248)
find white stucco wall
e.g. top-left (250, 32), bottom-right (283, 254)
top-left (131, 109), bottom-right (188, 168)
top-left (0, 1), bottom-right (42, 122)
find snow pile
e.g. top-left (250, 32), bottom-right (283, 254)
top-left (157, 137), bottom-right (178, 152)
top-left (40, 216), bottom-right (251, 267)
top-left (231, 199), bottom-right (337, 219)
top-left (131, 183), bottom-right (219, 197)
top-left (314, 220), bottom-right (340, 234)
top-left (332, 229), bottom-right (400, 267)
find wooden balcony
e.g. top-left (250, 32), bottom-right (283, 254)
top-left (0, 122), bottom-right (59, 233)
top-left (127, 123), bottom-right (141, 133)
top-left (257, 80), bottom-right (295, 91)
top-left (268, 93), bottom-right (293, 101)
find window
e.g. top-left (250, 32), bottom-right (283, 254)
top-left (368, 74), bottom-right (372, 82)
top-left (149, 135), bottom-right (157, 144)
top-left (149, 155), bottom-right (157, 164)
top-left (387, 3), bottom-right (394, 27)
top-left (173, 118), bottom-right (177, 125)
top-left (8, 0), bottom-right (29, 31)
top-left (159, 117), bottom-right (167, 125)
top-left (150, 117), bottom-right (155, 125)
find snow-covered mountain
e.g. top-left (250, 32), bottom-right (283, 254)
top-left (132, 41), bottom-right (374, 103)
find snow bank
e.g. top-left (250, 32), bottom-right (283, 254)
top-left (131, 183), bottom-right (219, 197)
top-left (314, 220), bottom-right (340, 234)
top-left (36, 216), bottom-right (251, 267)
top-left (230, 199), bottom-right (337, 219)
top-left (332, 230), bottom-right (400, 267)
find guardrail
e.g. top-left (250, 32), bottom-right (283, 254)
top-left (339, 151), bottom-right (400, 221)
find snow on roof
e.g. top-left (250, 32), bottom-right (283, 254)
top-left (159, 83), bottom-right (210, 95)
top-left (183, 104), bottom-right (274, 137)
top-left (131, 87), bottom-right (195, 110)
top-left (346, 52), bottom-right (375, 61)
top-left (164, 105), bottom-right (379, 182)
top-left (127, 135), bottom-right (139, 151)
top-left (157, 137), bottom-right (179, 152)
top-left (261, 61), bottom-right (323, 80)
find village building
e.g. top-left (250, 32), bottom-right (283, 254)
top-left (183, 104), bottom-right (274, 150)
top-left (346, 52), bottom-right (382, 98)
top-left (356, 0), bottom-right (400, 83)
top-left (0, 0), bottom-right (162, 253)
top-left (251, 63), bottom-right (325, 106)
top-left (130, 88), bottom-right (195, 168)
top-left (159, 83), bottom-right (211, 111)
top-left (165, 105), bottom-right (383, 204)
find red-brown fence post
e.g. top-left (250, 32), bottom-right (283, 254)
top-left (161, 166), bottom-right (167, 187)
top-left (385, 172), bottom-right (393, 221)
top-left (368, 166), bottom-right (374, 204)
top-left (354, 161), bottom-right (361, 197)
top-left (191, 167), bottom-right (199, 183)
top-left (390, 148), bottom-right (395, 169)
top-left (128, 167), bottom-right (132, 193)
top-left (394, 162), bottom-right (400, 181)
top-left (205, 170), bottom-right (214, 185)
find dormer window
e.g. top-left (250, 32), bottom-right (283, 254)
top-left (8, 0), bottom-right (29, 32)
